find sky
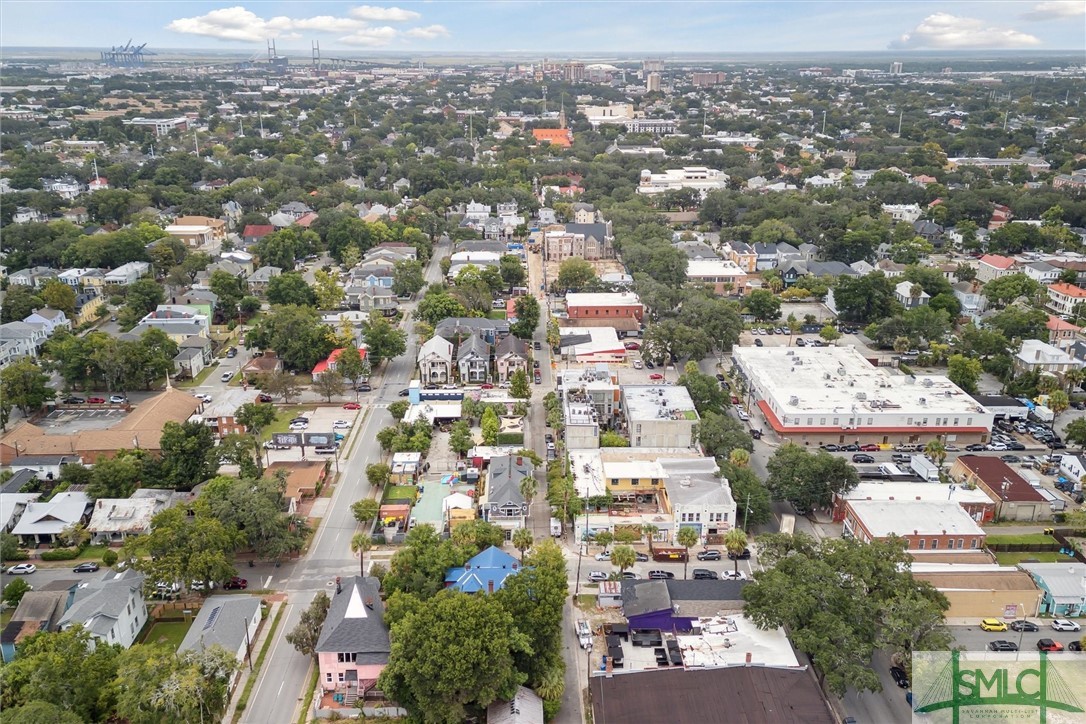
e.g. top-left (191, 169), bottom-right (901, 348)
top-left (1, 1), bottom-right (1084, 54)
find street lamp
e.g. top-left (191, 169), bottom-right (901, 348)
top-left (998, 478), bottom-right (1011, 521)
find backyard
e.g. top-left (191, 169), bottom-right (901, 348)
top-left (141, 620), bottom-right (193, 650)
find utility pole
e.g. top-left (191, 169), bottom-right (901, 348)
top-left (897, 109), bottom-right (903, 137)
top-left (822, 110), bottom-right (827, 135)
top-left (193, 131), bottom-right (200, 157)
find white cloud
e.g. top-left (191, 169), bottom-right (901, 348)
top-left (348, 5), bottom-right (421, 22)
top-left (339, 26), bottom-right (401, 46)
top-left (405, 24), bottom-right (450, 40)
top-left (1021, 1), bottom-right (1086, 21)
top-left (168, 5), bottom-right (442, 44)
top-left (890, 13), bottom-right (1041, 49)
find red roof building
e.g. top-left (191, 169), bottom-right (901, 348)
top-left (242, 224), bottom-right (275, 243)
top-left (532, 128), bottom-right (573, 148)
top-left (311, 347), bottom-right (367, 376)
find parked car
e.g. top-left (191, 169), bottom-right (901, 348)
top-left (109, 394), bottom-right (127, 404)
top-left (220, 370), bottom-right (233, 382)
top-left (624, 341), bottom-right (641, 350)
top-left (859, 444), bottom-right (881, 452)
top-left (288, 422), bottom-right (309, 431)
top-left (264, 441), bottom-right (291, 450)
top-left (821, 444), bottom-right (840, 452)
top-left (649, 373), bottom-right (664, 381)
top-left (840, 444), bottom-right (860, 452)
top-left (63, 396), bottom-right (86, 404)
top-left (692, 569), bottom-right (718, 580)
top-left (1037, 638), bottom-right (1064, 652)
top-left (645, 361), bottom-right (655, 369)
top-left (635, 552), bottom-right (649, 562)
top-left (1009, 620), bottom-right (1039, 632)
top-left (727, 548), bottom-right (752, 560)
top-left (73, 562), bottom-right (100, 573)
top-left (5, 563), bottom-right (36, 575)
top-left (980, 618), bottom-right (1008, 632)
top-left (587, 571), bottom-right (608, 582)
top-left (696, 550), bottom-right (722, 561)
top-left (594, 551), bottom-right (611, 561)
top-left (647, 570), bottom-right (675, 580)
top-left (1051, 619), bottom-right (1081, 632)
top-left (343, 402), bottom-right (361, 410)
top-left (754, 339), bottom-right (764, 347)
top-left (257, 393), bottom-right (273, 403)
top-left (620, 571), bottom-right (641, 580)
top-left (534, 373), bottom-right (542, 384)
top-left (226, 347), bottom-right (237, 358)
top-left (1070, 641), bottom-right (1083, 651)
top-left (889, 666), bottom-right (910, 689)
top-left (533, 341), bottom-right (542, 350)
top-left (223, 577), bottom-right (248, 590)
top-left (852, 454), bottom-right (875, 464)
top-left (333, 420), bottom-right (352, 429)
top-left (355, 384), bottom-right (372, 392)
top-left (721, 570), bottom-right (746, 580)
top-left (716, 373), bottom-right (726, 382)
top-left (965, 444), bottom-right (986, 452)
top-left (1000, 455), bottom-right (1021, 463)
top-left (398, 388), bottom-right (410, 397)
top-left (737, 410), bottom-right (750, 421)
top-left (988, 640), bottom-right (1019, 652)
top-left (314, 445), bottom-right (338, 455)
top-left (633, 360), bottom-right (643, 369)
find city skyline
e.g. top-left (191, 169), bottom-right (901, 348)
top-left (2, 1), bottom-right (1084, 54)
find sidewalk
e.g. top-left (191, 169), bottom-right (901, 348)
top-left (224, 598), bottom-right (284, 722)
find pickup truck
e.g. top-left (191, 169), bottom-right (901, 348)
top-left (575, 619), bottom-right (592, 649)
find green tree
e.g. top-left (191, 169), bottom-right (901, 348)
top-left (154, 420), bottom-right (218, 490)
top-left (3, 578), bottom-right (31, 607)
top-left (499, 255), bottom-right (527, 289)
top-left (260, 370), bottom-right (304, 402)
top-left (378, 589), bottom-right (531, 723)
top-left (481, 407), bottom-right (500, 445)
top-left (947, 354), bottom-right (982, 394)
top-left (352, 498), bottom-right (381, 524)
top-left (86, 452), bottom-right (143, 499)
top-left (125, 506), bottom-right (238, 589)
top-left (3, 701), bottom-right (84, 724)
top-left (1, 285), bottom-right (44, 324)
top-left (611, 544), bottom-right (636, 575)
top-left (765, 444), bottom-right (860, 514)
top-left (745, 289), bottom-right (781, 322)
top-left (694, 411), bottom-right (754, 458)
top-left (363, 316), bottom-right (407, 368)
top-left (555, 257), bottom-right (597, 292)
top-left (676, 526), bottom-right (699, 579)
top-left (208, 269), bottom-right (245, 319)
top-left (388, 399), bottom-right (410, 421)
top-left (721, 461), bottom-right (773, 528)
top-left (266, 272), bottom-right (317, 307)
top-left (982, 273), bottom-right (1042, 308)
top-left (599, 430), bottom-right (629, 447)
top-left (519, 475), bottom-right (537, 510)
top-left (832, 273), bottom-right (897, 324)
top-left (510, 294), bottom-right (541, 339)
top-left (1048, 389), bottom-right (1070, 423)
top-left (113, 643), bottom-right (237, 724)
top-left (351, 533), bottom-right (373, 577)
top-left (366, 462), bottom-right (391, 489)
top-left (743, 534), bottom-right (951, 696)
top-left (312, 269), bottom-right (345, 311)
top-left (512, 527), bottom-right (534, 561)
top-left (415, 290), bottom-right (468, 327)
top-left (509, 368), bottom-right (531, 399)
top-left (1064, 417), bottom-right (1086, 450)
top-left (246, 304), bottom-right (334, 372)
top-left (392, 259), bottom-right (426, 297)
top-left (723, 528), bottom-right (748, 576)
top-left (335, 345), bottom-right (367, 385)
top-left (677, 362), bottom-right (728, 415)
top-left (383, 524), bottom-right (473, 598)
top-left (450, 519), bottom-right (506, 552)
top-left (40, 279), bottom-right (76, 317)
top-left (236, 402), bottom-right (277, 442)
top-left (449, 420), bottom-right (474, 456)
top-left (286, 590), bottom-right (332, 660)
top-left (312, 369), bottom-right (346, 402)
top-left (819, 324), bottom-right (842, 343)
top-left (0, 358), bottom-right (55, 416)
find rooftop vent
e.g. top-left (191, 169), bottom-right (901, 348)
top-left (789, 395), bottom-right (799, 406)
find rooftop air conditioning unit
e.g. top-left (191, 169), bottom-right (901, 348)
top-left (922, 378), bottom-right (934, 388)
top-left (855, 392), bottom-right (866, 400)
top-left (789, 395), bottom-right (799, 406)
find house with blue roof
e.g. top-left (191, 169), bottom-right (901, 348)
top-left (444, 546), bottom-right (521, 594)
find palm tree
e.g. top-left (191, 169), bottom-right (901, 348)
top-left (611, 544), bottom-right (636, 576)
top-left (767, 276), bottom-right (784, 293)
top-left (519, 476), bottom-right (537, 510)
top-left (786, 313), bottom-right (801, 347)
top-left (512, 527), bottom-right (533, 562)
top-left (723, 528), bottom-right (748, 576)
top-left (676, 527), bottom-right (699, 580)
top-left (1049, 390), bottom-right (1070, 427)
top-left (924, 439), bottom-right (947, 471)
top-left (728, 449), bottom-right (751, 469)
top-left (640, 523), bottom-right (659, 553)
top-left (1063, 368), bottom-right (1085, 394)
top-left (350, 533), bottom-right (373, 578)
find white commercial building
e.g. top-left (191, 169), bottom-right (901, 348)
top-left (637, 167), bottom-right (730, 198)
top-left (620, 384), bottom-right (699, 448)
top-left (732, 346), bottom-right (994, 445)
top-left (686, 258), bottom-right (747, 295)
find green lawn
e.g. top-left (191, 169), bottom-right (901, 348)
top-left (384, 485), bottom-right (417, 503)
top-left (142, 620), bottom-right (193, 650)
top-left (994, 551), bottom-right (1072, 565)
top-left (986, 534), bottom-right (1058, 546)
top-left (487, 310), bottom-right (507, 320)
top-left (177, 363), bottom-right (218, 388)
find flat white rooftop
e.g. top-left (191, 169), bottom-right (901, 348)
top-left (686, 258), bottom-right (747, 279)
top-left (565, 292), bottom-right (642, 308)
top-left (842, 481), bottom-right (993, 507)
top-left (601, 460), bottom-right (666, 480)
top-left (623, 385), bottom-right (698, 422)
top-left (848, 500), bottom-right (985, 538)
top-left (734, 346), bottom-right (989, 417)
top-left (678, 615), bottom-right (800, 669)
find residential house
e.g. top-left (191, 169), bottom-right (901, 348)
top-left (457, 334), bottom-right (491, 384)
top-left (104, 261), bottom-right (151, 285)
top-left (1013, 339), bottom-right (1083, 378)
top-left (10, 491), bottom-right (90, 546)
top-left (487, 687), bottom-right (545, 724)
top-left (725, 241), bottom-right (757, 273)
top-left (221, 200), bottom-right (243, 230)
top-left (242, 225), bottom-right (275, 246)
top-left (346, 285), bottom-right (397, 316)
top-left (417, 336), bottom-right (454, 384)
top-left (58, 569), bottom-right (147, 649)
top-left (8, 266), bottom-right (58, 288)
top-left (1023, 260), bottom-right (1060, 285)
top-left (42, 176), bottom-right (83, 200)
top-left (12, 207), bottom-right (46, 224)
top-left (165, 216), bottom-right (227, 248)
top-left (175, 290), bottom-right (218, 320)
top-left (976, 254), bottom-right (1017, 283)
top-left (87, 492), bottom-right (182, 544)
top-left (316, 576), bottom-right (390, 707)
top-left (952, 282), bottom-right (988, 322)
top-left (1046, 282), bottom-right (1086, 317)
top-left (278, 201), bottom-right (312, 219)
top-left (481, 454), bottom-right (534, 538)
top-left (949, 455), bottom-right (1054, 522)
top-left (57, 267), bottom-right (100, 288)
top-left (63, 207), bottom-right (89, 224)
top-left (0, 321), bottom-right (49, 358)
top-left (1047, 260), bottom-right (1086, 287)
top-left (532, 128), bottom-right (573, 148)
top-left (141, 305), bottom-right (210, 336)
top-left (174, 346), bottom-right (207, 379)
top-left (894, 281), bottom-right (930, 309)
top-left (1047, 315), bottom-right (1081, 351)
top-left (1, 587), bottom-right (69, 662)
top-left (242, 351), bottom-right (283, 379)
top-left (311, 347), bottom-right (368, 378)
top-left (752, 243), bottom-right (778, 271)
top-left (72, 292), bottom-right (105, 326)
top-left (178, 595), bottom-right (262, 679)
top-left (445, 546), bottom-right (521, 593)
top-left (912, 220), bottom-right (944, 244)
top-left (882, 204), bottom-right (923, 223)
top-left (875, 259), bottom-right (906, 277)
top-left (686, 258), bottom-right (748, 295)
top-left (22, 308), bottom-right (70, 335)
top-left (246, 266), bottom-right (282, 295)
top-left (495, 336), bottom-right (529, 383)
top-left (435, 318), bottom-right (509, 345)
top-left (1019, 562), bottom-right (1086, 617)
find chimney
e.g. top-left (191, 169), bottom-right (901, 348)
top-left (745, 652), bottom-right (752, 666)
top-left (516, 456), bottom-right (522, 466)
top-left (488, 580), bottom-right (494, 594)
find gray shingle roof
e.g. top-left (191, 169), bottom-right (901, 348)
top-left (178, 595), bottom-right (261, 655)
top-left (58, 569), bottom-right (144, 637)
top-left (486, 454), bottom-right (534, 508)
top-left (315, 576), bottom-right (390, 663)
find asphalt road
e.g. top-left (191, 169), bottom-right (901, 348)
top-left (241, 239), bottom-right (447, 724)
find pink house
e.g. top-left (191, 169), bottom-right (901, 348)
top-left (316, 576), bottom-right (390, 710)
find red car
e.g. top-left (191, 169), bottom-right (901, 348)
top-left (87, 397), bottom-right (106, 404)
top-left (859, 444), bottom-right (880, 452)
top-left (649, 373), bottom-right (664, 381)
top-left (730, 395), bottom-right (740, 404)
top-left (257, 393), bottom-right (273, 403)
top-left (480, 383), bottom-right (494, 389)
top-left (343, 402), bottom-right (361, 410)
top-left (223, 577), bottom-right (248, 590)
top-left (624, 341), bottom-right (641, 350)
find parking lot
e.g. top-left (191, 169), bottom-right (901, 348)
top-left (576, 545), bottom-right (757, 584)
top-left (37, 407), bottom-right (127, 433)
top-left (262, 405), bottom-right (362, 465)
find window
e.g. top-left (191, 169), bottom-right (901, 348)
top-left (931, 539), bottom-right (939, 550)
top-left (954, 417), bottom-right (959, 426)
top-left (326, 673), bottom-right (333, 683)
top-left (918, 539), bottom-right (925, 549)
top-left (631, 478), bottom-right (640, 486)
top-left (820, 417), bottom-right (826, 425)
top-left (967, 417), bottom-right (972, 425)
top-left (907, 418), bottom-right (913, 425)
top-left (957, 539), bottom-right (964, 549)
top-left (971, 538), bottom-right (978, 549)
top-left (867, 418), bottom-right (873, 425)
top-left (338, 673), bottom-right (345, 683)
top-left (610, 479), bottom-right (619, 486)
top-left (833, 418), bottom-right (839, 425)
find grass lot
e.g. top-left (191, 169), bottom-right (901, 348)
top-left (994, 551), bottom-right (1072, 565)
top-left (0, 609), bottom-right (13, 629)
top-left (384, 485), bottom-right (417, 503)
top-left (986, 534), bottom-right (1058, 545)
top-left (177, 363), bottom-right (219, 388)
top-left (142, 620), bottom-right (193, 650)
top-left (487, 310), bottom-right (507, 320)
top-left (262, 405), bottom-right (313, 440)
